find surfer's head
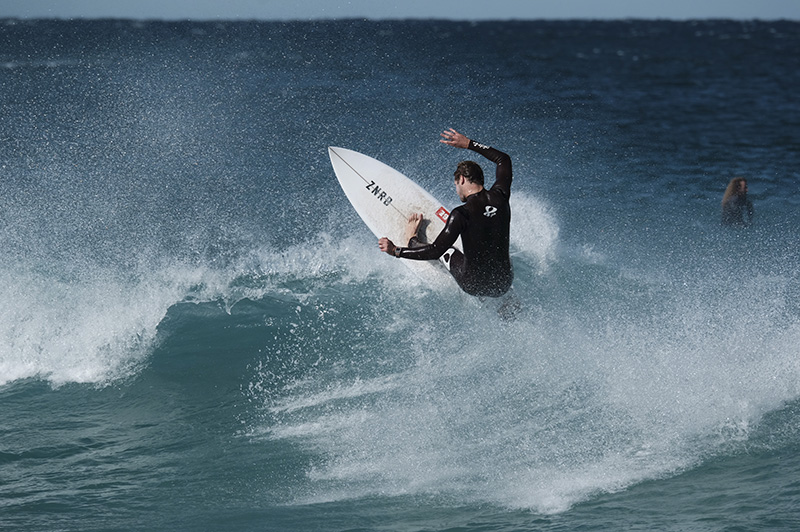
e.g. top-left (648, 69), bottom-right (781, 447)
top-left (454, 161), bottom-right (484, 186)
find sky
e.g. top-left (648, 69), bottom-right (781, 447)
top-left (2, 0), bottom-right (799, 21)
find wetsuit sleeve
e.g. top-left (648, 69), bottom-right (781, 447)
top-left (396, 208), bottom-right (467, 261)
top-left (468, 140), bottom-right (512, 197)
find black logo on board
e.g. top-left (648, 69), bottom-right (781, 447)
top-left (365, 180), bottom-right (392, 206)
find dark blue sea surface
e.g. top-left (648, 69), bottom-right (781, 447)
top-left (1, 18), bottom-right (799, 531)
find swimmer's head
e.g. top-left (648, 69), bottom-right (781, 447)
top-left (722, 176), bottom-right (748, 204)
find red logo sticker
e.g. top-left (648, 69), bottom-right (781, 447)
top-left (436, 206), bottom-right (450, 223)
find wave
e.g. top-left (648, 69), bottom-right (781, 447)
top-left (0, 184), bottom-right (520, 387)
top-left (2, 155), bottom-right (798, 514)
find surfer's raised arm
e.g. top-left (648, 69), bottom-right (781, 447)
top-left (441, 128), bottom-right (512, 195)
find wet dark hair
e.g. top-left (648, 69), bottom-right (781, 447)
top-left (722, 177), bottom-right (747, 205)
top-left (454, 160), bottom-right (484, 186)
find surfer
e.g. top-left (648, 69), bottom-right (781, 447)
top-left (379, 128), bottom-right (513, 298)
top-left (721, 177), bottom-right (754, 227)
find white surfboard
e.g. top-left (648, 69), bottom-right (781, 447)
top-left (328, 146), bottom-right (461, 279)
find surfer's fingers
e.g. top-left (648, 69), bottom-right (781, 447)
top-left (440, 127), bottom-right (458, 139)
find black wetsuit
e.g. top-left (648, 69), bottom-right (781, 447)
top-left (396, 140), bottom-right (513, 297)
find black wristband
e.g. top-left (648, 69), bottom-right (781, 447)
top-left (394, 246), bottom-right (403, 258)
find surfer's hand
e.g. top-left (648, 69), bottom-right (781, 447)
top-left (440, 128), bottom-right (470, 149)
top-left (379, 237), bottom-right (396, 256)
top-left (405, 213), bottom-right (423, 244)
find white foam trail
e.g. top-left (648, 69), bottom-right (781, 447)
top-left (252, 243), bottom-right (800, 513)
top-left (269, 375), bottom-right (402, 414)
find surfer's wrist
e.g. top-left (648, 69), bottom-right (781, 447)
top-left (394, 246), bottom-right (403, 258)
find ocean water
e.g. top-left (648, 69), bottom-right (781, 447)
top-left (1, 18), bottom-right (799, 531)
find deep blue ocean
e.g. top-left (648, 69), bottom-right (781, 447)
top-left (1, 18), bottom-right (799, 531)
